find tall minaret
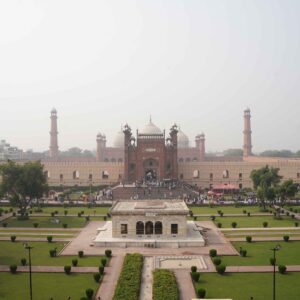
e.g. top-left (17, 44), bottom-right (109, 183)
top-left (243, 108), bottom-right (252, 156)
top-left (96, 133), bottom-right (106, 161)
top-left (49, 108), bottom-right (59, 159)
top-left (195, 133), bottom-right (205, 161)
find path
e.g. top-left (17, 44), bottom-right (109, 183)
top-left (228, 236), bottom-right (300, 242)
top-left (96, 254), bottom-right (124, 300)
top-left (174, 270), bottom-right (196, 300)
top-left (0, 265), bottom-right (98, 273)
top-left (0, 237), bottom-right (72, 242)
top-left (139, 256), bottom-right (153, 300)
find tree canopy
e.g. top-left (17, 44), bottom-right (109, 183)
top-left (0, 160), bottom-right (48, 215)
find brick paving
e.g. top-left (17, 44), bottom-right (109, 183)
top-left (96, 254), bottom-right (124, 300)
top-left (174, 269), bottom-right (196, 300)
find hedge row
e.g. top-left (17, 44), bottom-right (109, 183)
top-left (113, 253), bottom-right (143, 300)
top-left (153, 269), bottom-right (179, 300)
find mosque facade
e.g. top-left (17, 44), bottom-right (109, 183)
top-left (43, 109), bottom-right (300, 189)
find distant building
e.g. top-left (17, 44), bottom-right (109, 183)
top-left (0, 140), bottom-right (23, 160)
top-left (41, 108), bottom-right (300, 188)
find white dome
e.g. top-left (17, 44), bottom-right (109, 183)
top-left (140, 120), bottom-right (162, 135)
top-left (113, 131), bottom-right (124, 148)
top-left (177, 129), bottom-right (189, 148)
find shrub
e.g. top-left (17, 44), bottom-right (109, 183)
top-left (9, 208), bottom-right (13, 212)
top-left (217, 222), bottom-right (222, 228)
top-left (246, 236), bottom-right (252, 243)
top-left (191, 266), bottom-right (197, 273)
top-left (263, 221), bottom-right (268, 228)
top-left (291, 214), bottom-right (295, 219)
top-left (216, 264), bottom-right (226, 275)
top-left (104, 216), bottom-right (107, 221)
top-left (231, 222), bottom-right (237, 228)
top-left (78, 212), bottom-right (82, 217)
top-left (11, 235), bottom-right (16, 242)
top-left (2, 222), bottom-right (8, 227)
top-left (78, 250), bottom-right (84, 258)
top-left (99, 265), bottom-right (104, 275)
top-left (12, 212), bottom-right (16, 217)
top-left (49, 249), bottom-right (57, 257)
top-left (64, 265), bottom-right (71, 275)
top-left (243, 210), bottom-right (247, 214)
top-left (85, 216), bottom-right (90, 222)
top-left (286, 212), bottom-right (290, 216)
top-left (33, 222), bottom-right (39, 228)
top-left (72, 259), bottom-right (78, 267)
top-left (55, 210), bottom-right (58, 214)
top-left (93, 273), bottom-right (101, 283)
top-left (189, 210), bottom-right (193, 217)
top-left (51, 212), bottom-right (55, 217)
top-left (191, 272), bottom-right (200, 282)
top-left (240, 249), bottom-right (247, 257)
top-left (21, 258), bottom-right (27, 266)
top-left (295, 222), bottom-right (299, 227)
top-left (278, 265), bottom-right (287, 274)
top-left (105, 249), bottom-right (112, 258)
top-left (210, 215), bottom-right (216, 221)
top-left (47, 236), bottom-right (53, 243)
top-left (10, 265), bottom-right (17, 274)
top-left (247, 212), bottom-right (251, 217)
top-left (197, 288), bottom-right (206, 298)
top-left (85, 288), bottom-right (94, 300)
top-left (270, 258), bottom-right (276, 266)
top-left (193, 216), bottom-right (197, 221)
top-left (213, 258), bottom-right (221, 266)
top-left (153, 269), bottom-right (179, 300)
top-left (64, 210), bottom-right (68, 216)
top-left (283, 235), bottom-right (290, 242)
top-left (209, 249), bottom-right (217, 257)
top-left (101, 258), bottom-right (107, 267)
top-left (113, 253), bottom-right (143, 300)
top-left (63, 223), bottom-right (68, 228)
top-left (220, 212), bottom-right (224, 217)
top-left (217, 210), bottom-right (222, 215)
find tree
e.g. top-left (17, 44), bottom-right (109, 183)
top-left (250, 165), bottom-right (281, 210)
top-left (0, 161), bottom-right (48, 217)
top-left (276, 179), bottom-right (298, 206)
top-left (223, 148), bottom-right (243, 157)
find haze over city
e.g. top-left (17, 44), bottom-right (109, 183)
top-left (1, 0), bottom-right (300, 152)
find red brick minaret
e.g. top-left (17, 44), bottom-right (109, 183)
top-left (49, 108), bottom-right (59, 159)
top-left (243, 108), bottom-right (252, 156)
top-left (96, 133), bottom-right (106, 161)
top-left (195, 133), bottom-right (205, 161)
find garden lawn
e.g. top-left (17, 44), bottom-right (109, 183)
top-left (0, 216), bottom-right (88, 228)
top-left (0, 272), bottom-right (98, 300)
top-left (194, 272), bottom-right (300, 300)
top-left (205, 215), bottom-right (296, 228)
top-left (35, 206), bottom-right (110, 215)
top-left (0, 241), bottom-right (105, 266)
top-left (221, 241), bottom-right (300, 266)
top-left (190, 205), bottom-right (265, 215)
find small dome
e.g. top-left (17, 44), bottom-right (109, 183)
top-left (178, 128), bottom-right (189, 148)
top-left (113, 130), bottom-right (124, 148)
top-left (140, 119), bottom-right (162, 135)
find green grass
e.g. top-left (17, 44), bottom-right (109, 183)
top-left (189, 205), bottom-right (266, 215)
top-left (0, 229), bottom-right (79, 233)
top-left (198, 215), bottom-right (296, 228)
top-left (0, 216), bottom-right (90, 228)
top-left (0, 241), bottom-right (105, 266)
top-left (194, 272), bottom-right (300, 300)
top-left (35, 206), bottom-right (110, 215)
top-left (220, 241), bottom-right (300, 266)
top-left (0, 272), bottom-right (98, 300)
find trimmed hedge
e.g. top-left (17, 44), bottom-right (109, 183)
top-left (153, 269), bottom-right (179, 300)
top-left (113, 253), bottom-right (143, 300)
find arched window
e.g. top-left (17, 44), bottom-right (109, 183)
top-left (185, 157), bottom-right (191, 162)
top-left (136, 221), bottom-right (144, 235)
top-left (145, 221), bottom-right (153, 235)
top-left (192, 157), bottom-right (198, 162)
top-left (118, 158), bottom-right (123, 163)
top-left (73, 170), bottom-right (79, 179)
top-left (44, 171), bottom-right (50, 179)
top-left (155, 221), bottom-right (162, 234)
top-left (111, 158), bottom-right (116, 162)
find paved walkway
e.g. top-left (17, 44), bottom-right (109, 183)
top-left (0, 212), bottom-right (12, 222)
top-left (229, 236), bottom-right (300, 242)
top-left (139, 256), bottom-right (153, 300)
top-left (221, 227), bottom-right (300, 231)
top-left (0, 265), bottom-right (98, 273)
top-left (174, 269), bottom-right (196, 300)
top-left (226, 265), bottom-right (300, 272)
top-left (96, 254), bottom-right (124, 300)
top-left (194, 213), bottom-right (272, 217)
top-left (0, 237), bottom-right (72, 242)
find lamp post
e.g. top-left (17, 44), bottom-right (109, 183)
top-left (271, 244), bottom-right (281, 300)
top-left (24, 243), bottom-right (33, 300)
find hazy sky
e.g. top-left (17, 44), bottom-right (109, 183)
top-left (1, 0), bottom-right (300, 153)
